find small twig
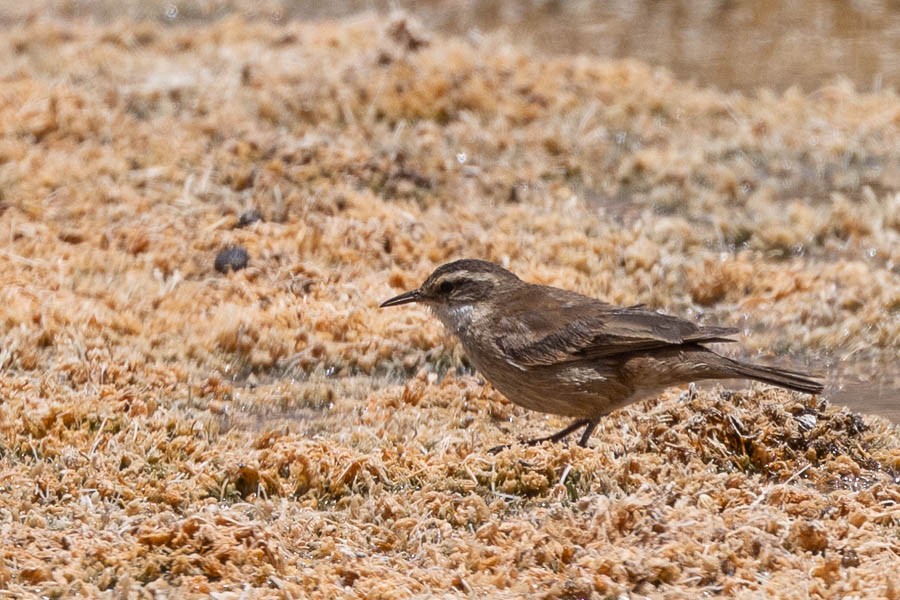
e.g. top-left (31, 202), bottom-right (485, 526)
top-left (559, 464), bottom-right (573, 487)
top-left (88, 416), bottom-right (109, 458)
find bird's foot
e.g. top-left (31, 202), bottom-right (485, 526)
top-left (489, 418), bottom-right (599, 453)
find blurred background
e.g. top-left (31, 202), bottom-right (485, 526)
top-left (3, 0), bottom-right (899, 92)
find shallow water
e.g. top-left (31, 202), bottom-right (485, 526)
top-left (10, 1), bottom-right (897, 92)
top-left (827, 357), bottom-right (899, 423)
top-left (299, 0), bottom-right (899, 92)
top-left (408, 0), bottom-right (900, 91)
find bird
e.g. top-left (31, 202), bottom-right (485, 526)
top-left (380, 259), bottom-right (824, 449)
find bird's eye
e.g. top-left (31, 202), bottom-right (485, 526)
top-left (438, 281), bottom-right (454, 294)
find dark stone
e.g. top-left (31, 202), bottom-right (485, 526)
top-left (237, 209), bottom-right (263, 227)
top-left (215, 246), bottom-right (250, 273)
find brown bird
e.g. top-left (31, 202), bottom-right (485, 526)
top-left (381, 259), bottom-right (824, 449)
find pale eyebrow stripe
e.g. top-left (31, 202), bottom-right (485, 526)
top-left (437, 272), bottom-right (495, 285)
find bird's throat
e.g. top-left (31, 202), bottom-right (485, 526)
top-left (431, 303), bottom-right (475, 337)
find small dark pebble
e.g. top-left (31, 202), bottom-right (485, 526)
top-left (215, 246), bottom-right (250, 273)
top-left (840, 548), bottom-right (860, 568)
top-left (237, 208), bottom-right (263, 227)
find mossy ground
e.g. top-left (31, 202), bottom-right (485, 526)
top-left (0, 9), bottom-right (897, 599)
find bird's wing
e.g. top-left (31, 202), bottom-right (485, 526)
top-left (495, 286), bottom-right (738, 367)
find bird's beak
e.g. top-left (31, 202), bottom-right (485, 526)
top-left (380, 288), bottom-right (422, 307)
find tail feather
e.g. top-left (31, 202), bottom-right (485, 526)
top-left (727, 360), bottom-right (824, 395)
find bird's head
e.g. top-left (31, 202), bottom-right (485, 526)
top-left (380, 259), bottom-right (520, 311)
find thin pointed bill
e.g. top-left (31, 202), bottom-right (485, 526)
top-left (380, 289), bottom-right (421, 307)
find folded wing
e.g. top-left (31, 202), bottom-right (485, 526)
top-left (495, 286), bottom-right (738, 367)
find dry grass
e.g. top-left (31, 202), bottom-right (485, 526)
top-left (0, 9), bottom-right (897, 599)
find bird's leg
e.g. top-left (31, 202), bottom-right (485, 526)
top-left (577, 420), bottom-right (600, 447)
top-left (536, 419), bottom-right (593, 445)
top-left (489, 419), bottom-right (591, 454)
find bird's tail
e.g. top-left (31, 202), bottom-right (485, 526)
top-left (724, 359), bottom-right (824, 395)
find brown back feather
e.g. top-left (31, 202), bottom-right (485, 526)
top-left (494, 284), bottom-right (738, 366)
